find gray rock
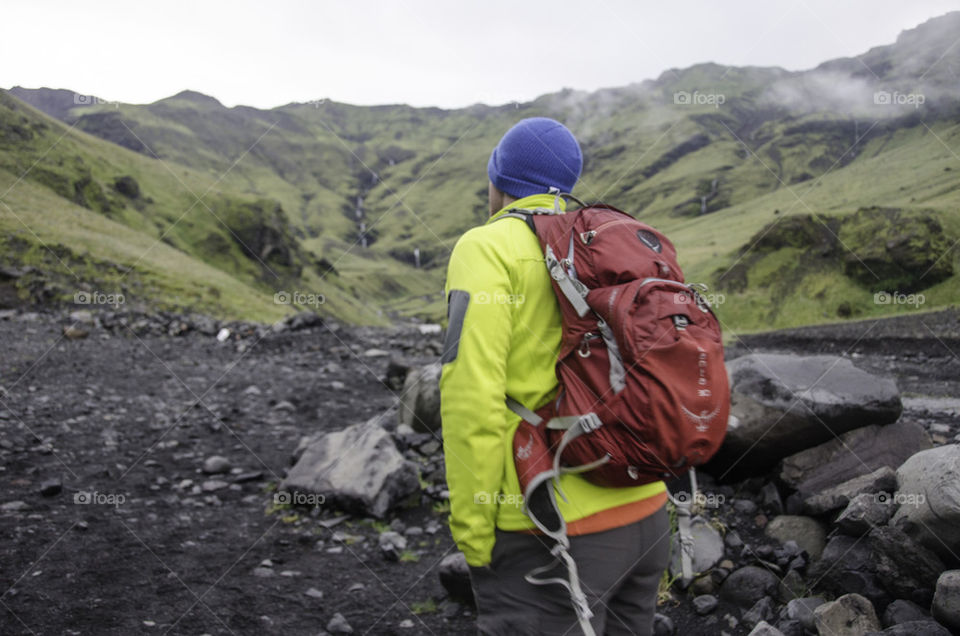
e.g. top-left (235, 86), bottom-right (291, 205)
top-left (40, 478), bottom-right (62, 496)
top-left (870, 526), bottom-right (943, 605)
top-left (304, 587), bottom-right (324, 600)
top-left (252, 567), bottom-right (274, 578)
top-left (439, 552), bottom-right (473, 605)
top-left (760, 482), bottom-right (784, 515)
top-left (743, 596), bottom-right (776, 628)
top-left (777, 569), bottom-right (806, 603)
top-left (804, 466), bottom-right (898, 515)
top-left (710, 354), bottom-right (901, 478)
top-left (932, 570), bottom-right (960, 634)
top-left (780, 420), bottom-right (931, 499)
top-left (809, 535), bottom-right (885, 605)
top-left (669, 515), bottom-right (725, 580)
top-left (871, 620), bottom-right (951, 635)
top-left (814, 593), bottom-right (881, 636)
top-left (693, 594), bottom-right (718, 615)
top-left (734, 499), bottom-right (759, 514)
top-left (720, 566), bottom-right (780, 608)
top-left (836, 492), bottom-right (895, 536)
top-left (786, 597), bottom-right (825, 632)
top-left (882, 599), bottom-right (928, 627)
top-left (378, 531), bottom-right (407, 561)
top-left (398, 363), bottom-right (442, 433)
top-left (748, 621), bottom-right (785, 636)
top-left (653, 613), bottom-right (675, 636)
top-left (776, 619), bottom-right (805, 636)
top-left (812, 526), bottom-right (943, 608)
top-left (202, 455), bottom-right (231, 474)
top-left (282, 419), bottom-right (420, 518)
top-left (201, 479), bottom-right (229, 492)
top-left (326, 612), bottom-right (353, 634)
top-left (765, 515), bottom-right (826, 560)
top-left (892, 445), bottom-right (960, 561)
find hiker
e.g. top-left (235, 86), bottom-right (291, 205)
top-left (439, 118), bottom-right (672, 635)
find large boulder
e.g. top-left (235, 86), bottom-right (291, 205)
top-left (708, 354), bottom-right (901, 480)
top-left (814, 593), bottom-right (881, 636)
top-left (891, 445), bottom-right (960, 562)
top-left (398, 363), bottom-right (442, 433)
top-left (811, 526), bottom-right (944, 608)
top-left (804, 466), bottom-right (898, 515)
top-left (780, 421), bottom-right (930, 499)
top-left (282, 419), bottom-right (420, 518)
top-left (835, 493), bottom-right (896, 536)
top-left (764, 515), bottom-right (827, 560)
top-left (932, 570), bottom-right (960, 633)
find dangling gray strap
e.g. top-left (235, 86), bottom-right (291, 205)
top-left (596, 319), bottom-right (626, 393)
top-left (546, 245), bottom-right (591, 317)
top-left (505, 396), bottom-right (542, 426)
top-left (667, 467), bottom-right (699, 586)
top-left (525, 543), bottom-right (596, 636)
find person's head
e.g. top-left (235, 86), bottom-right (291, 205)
top-left (486, 117), bottom-right (582, 215)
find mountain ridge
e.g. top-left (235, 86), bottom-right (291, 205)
top-left (3, 11), bottom-right (960, 329)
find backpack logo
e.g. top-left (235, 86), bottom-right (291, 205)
top-left (636, 229), bottom-right (662, 253)
top-left (516, 435), bottom-right (534, 460)
top-left (681, 404), bottom-right (722, 432)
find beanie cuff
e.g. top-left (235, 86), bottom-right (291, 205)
top-left (488, 168), bottom-right (555, 200)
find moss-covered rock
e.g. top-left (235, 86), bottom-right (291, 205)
top-left (840, 207), bottom-right (953, 292)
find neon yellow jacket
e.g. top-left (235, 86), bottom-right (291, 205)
top-left (440, 193), bottom-right (666, 567)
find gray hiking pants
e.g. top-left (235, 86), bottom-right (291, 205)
top-left (469, 505), bottom-right (670, 636)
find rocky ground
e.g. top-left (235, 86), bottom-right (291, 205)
top-left (1, 308), bottom-right (959, 635)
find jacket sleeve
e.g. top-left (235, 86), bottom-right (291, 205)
top-left (439, 230), bottom-right (514, 567)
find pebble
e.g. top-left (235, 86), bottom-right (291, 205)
top-left (40, 478), bottom-right (62, 496)
top-left (202, 455), bottom-right (231, 474)
top-left (201, 480), bottom-right (229, 493)
top-left (347, 582), bottom-right (365, 593)
top-left (693, 594), bottom-right (718, 615)
top-left (304, 587), bottom-right (324, 600)
top-left (251, 567), bottom-right (274, 578)
top-left (326, 612), bottom-right (353, 634)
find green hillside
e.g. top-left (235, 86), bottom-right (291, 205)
top-left (3, 11), bottom-right (959, 330)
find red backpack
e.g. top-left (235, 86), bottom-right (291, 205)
top-left (502, 196), bottom-right (730, 492)
top-left (496, 196), bottom-right (730, 634)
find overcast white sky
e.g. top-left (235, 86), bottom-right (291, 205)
top-left (3, 0), bottom-right (958, 109)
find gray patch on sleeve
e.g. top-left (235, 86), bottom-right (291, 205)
top-left (441, 290), bottom-right (470, 364)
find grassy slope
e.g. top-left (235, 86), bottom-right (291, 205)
top-left (4, 13), bottom-right (959, 328)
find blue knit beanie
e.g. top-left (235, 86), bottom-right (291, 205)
top-left (487, 117), bottom-right (582, 199)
